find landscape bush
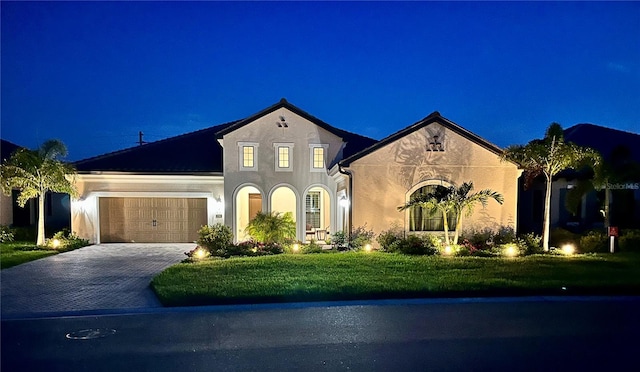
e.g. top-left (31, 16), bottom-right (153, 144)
top-left (579, 230), bottom-right (608, 253)
top-left (348, 224), bottom-right (376, 251)
top-left (45, 229), bottom-right (89, 250)
top-left (549, 228), bottom-right (580, 248)
top-left (619, 229), bottom-right (640, 253)
top-left (376, 224), bottom-right (403, 251)
top-left (516, 232), bottom-right (543, 255)
top-left (302, 240), bottom-right (324, 254)
top-left (0, 225), bottom-right (15, 243)
top-left (197, 224), bottom-right (233, 256)
top-left (331, 231), bottom-right (347, 250)
top-left (390, 234), bottom-right (438, 255)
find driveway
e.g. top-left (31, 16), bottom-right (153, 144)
top-left (1, 243), bottom-right (192, 317)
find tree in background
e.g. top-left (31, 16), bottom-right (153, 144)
top-left (1, 139), bottom-right (77, 246)
top-left (503, 123), bottom-right (600, 251)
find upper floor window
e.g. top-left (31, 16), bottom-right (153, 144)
top-left (238, 142), bottom-right (259, 171)
top-left (274, 143), bottom-right (294, 172)
top-left (309, 144), bottom-right (328, 172)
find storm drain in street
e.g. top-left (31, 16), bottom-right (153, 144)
top-left (65, 328), bottom-right (117, 340)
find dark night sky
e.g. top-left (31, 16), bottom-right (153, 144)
top-left (2, 1), bottom-right (639, 160)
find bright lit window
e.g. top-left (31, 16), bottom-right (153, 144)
top-left (243, 146), bottom-right (254, 167)
top-left (313, 148), bottom-right (324, 168)
top-left (274, 143), bottom-right (293, 171)
top-left (279, 147), bottom-right (289, 168)
top-left (238, 142), bottom-right (259, 171)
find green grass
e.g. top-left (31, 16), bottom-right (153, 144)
top-left (151, 252), bottom-right (640, 306)
top-left (0, 242), bottom-right (58, 269)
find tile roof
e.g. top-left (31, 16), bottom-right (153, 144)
top-left (75, 99), bottom-right (377, 173)
top-left (563, 123), bottom-right (640, 163)
top-left (74, 122), bottom-right (238, 173)
top-left (1, 139), bottom-right (23, 163)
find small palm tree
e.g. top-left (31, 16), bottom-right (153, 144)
top-left (449, 182), bottom-right (504, 245)
top-left (245, 211), bottom-right (296, 244)
top-left (1, 139), bottom-right (78, 246)
top-left (503, 123), bottom-right (600, 251)
top-left (398, 182), bottom-right (503, 246)
top-left (398, 185), bottom-right (455, 245)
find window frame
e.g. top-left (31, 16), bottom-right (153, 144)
top-left (238, 142), bottom-right (259, 171)
top-left (273, 142), bottom-right (294, 172)
top-left (309, 144), bottom-right (329, 172)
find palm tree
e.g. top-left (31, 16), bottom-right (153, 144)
top-left (449, 182), bottom-right (504, 245)
top-left (1, 139), bottom-right (78, 246)
top-left (245, 211), bottom-right (296, 244)
top-left (502, 123), bottom-right (600, 251)
top-left (398, 185), bottom-right (455, 245)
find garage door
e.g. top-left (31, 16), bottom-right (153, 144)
top-left (99, 197), bottom-right (207, 243)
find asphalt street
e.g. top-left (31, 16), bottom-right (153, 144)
top-left (2, 297), bottom-right (639, 371)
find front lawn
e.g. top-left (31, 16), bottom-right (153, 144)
top-left (151, 252), bottom-right (640, 306)
top-left (0, 242), bottom-right (58, 269)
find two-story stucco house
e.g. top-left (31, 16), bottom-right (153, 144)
top-left (72, 99), bottom-right (521, 245)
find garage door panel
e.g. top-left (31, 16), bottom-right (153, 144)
top-left (99, 197), bottom-right (207, 243)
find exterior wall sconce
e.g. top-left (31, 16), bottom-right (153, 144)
top-left (339, 196), bottom-right (350, 208)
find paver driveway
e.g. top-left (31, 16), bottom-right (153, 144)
top-left (1, 243), bottom-right (191, 317)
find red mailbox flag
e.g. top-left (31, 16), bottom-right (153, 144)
top-left (608, 227), bottom-right (619, 237)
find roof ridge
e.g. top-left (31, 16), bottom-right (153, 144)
top-left (74, 120), bottom-right (239, 165)
top-left (565, 123), bottom-right (640, 137)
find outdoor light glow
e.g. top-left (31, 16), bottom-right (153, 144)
top-left (293, 243), bottom-right (300, 252)
top-left (562, 244), bottom-right (576, 255)
top-left (195, 248), bottom-right (206, 259)
top-left (339, 197), bottom-right (349, 208)
top-left (52, 239), bottom-right (61, 248)
top-left (444, 245), bottom-right (452, 255)
top-left (365, 243), bottom-right (372, 252)
top-left (504, 245), bottom-right (518, 257)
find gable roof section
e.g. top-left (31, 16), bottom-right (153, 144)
top-left (563, 123), bottom-right (640, 163)
top-left (74, 121), bottom-right (238, 173)
top-left (216, 98), bottom-right (377, 165)
top-left (339, 111), bottom-right (505, 167)
top-left (1, 139), bottom-right (23, 162)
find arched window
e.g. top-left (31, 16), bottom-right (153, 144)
top-left (408, 185), bottom-right (457, 232)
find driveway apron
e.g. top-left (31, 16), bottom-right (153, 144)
top-left (1, 243), bottom-right (191, 317)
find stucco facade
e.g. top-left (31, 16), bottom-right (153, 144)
top-left (343, 121), bottom-right (521, 242)
top-left (70, 100), bottom-right (522, 245)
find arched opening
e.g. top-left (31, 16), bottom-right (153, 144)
top-left (305, 186), bottom-right (331, 242)
top-left (270, 186), bottom-right (297, 222)
top-left (407, 183), bottom-right (457, 232)
top-left (235, 185), bottom-right (262, 241)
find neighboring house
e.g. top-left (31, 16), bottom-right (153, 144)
top-left (72, 99), bottom-right (521, 245)
top-left (518, 124), bottom-right (640, 234)
top-left (0, 139), bottom-right (71, 232)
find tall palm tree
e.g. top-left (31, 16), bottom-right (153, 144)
top-left (1, 139), bottom-right (77, 245)
top-left (449, 182), bottom-right (504, 245)
top-left (398, 185), bottom-right (455, 245)
top-left (503, 123), bottom-right (600, 251)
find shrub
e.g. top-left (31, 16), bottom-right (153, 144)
top-left (184, 246), bottom-right (211, 261)
top-left (549, 228), bottom-right (579, 248)
top-left (245, 211), bottom-right (296, 245)
top-left (197, 224), bottom-right (233, 256)
top-left (619, 229), bottom-right (640, 253)
top-left (462, 228), bottom-right (495, 250)
top-left (579, 230), bottom-right (608, 253)
top-left (394, 234), bottom-right (438, 255)
top-left (517, 232), bottom-right (543, 255)
top-left (10, 226), bottom-right (36, 241)
top-left (493, 226), bottom-right (517, 245)
top-left (331, 231), bottom-right (348, 250)
top-left (0, 225), bottom-right (15, 243)
top-left (349, 224), bottom-right (375, 251)
top-left (302, 240), bottom-right (324, 254)
top-left (377, 224), bottom-right (403, 251)
top-left (45, 229), bottom-right (89, 250)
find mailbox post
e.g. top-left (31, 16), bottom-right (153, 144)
top-left (608, 226), bottom-right (618, 253)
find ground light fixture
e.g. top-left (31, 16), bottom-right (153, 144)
top-left (443, 245), bottom-right (453, 255)
top-left (293, 243), bottom-right (300, 252)
top-left (561, 243), bottom-right (576, 255)
top-left (195, 248), bottom-right (207, 259)
top-left (364, 243), bottom-right (372, 252)
top-left (503, 244), bottom-right (518, 257)
top-left (52, 239), bottom-right (61, 249)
